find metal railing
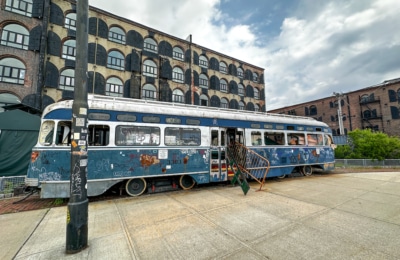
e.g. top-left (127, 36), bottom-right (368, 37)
top-left (227, 142), bottom-right (270, 192)
top-left (335, 159), bottom-right (400, 168)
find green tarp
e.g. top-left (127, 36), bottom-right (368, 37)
top-left (0, 110), bottom-right (40, 177)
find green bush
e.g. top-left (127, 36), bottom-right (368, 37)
top-left (335, 129), bottom-right (400, 160)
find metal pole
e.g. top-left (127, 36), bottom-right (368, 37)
top-left (334, 92), bottom-right (345, 135)
top-left (337, 94), bottom-right (344, 135)
top-left (188, 34), bottom-right (193, 105)
top-left (66, 0), bottom-right (89, 254)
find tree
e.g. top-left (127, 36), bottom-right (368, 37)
top-left (335, 129), bottom-right (400, 160)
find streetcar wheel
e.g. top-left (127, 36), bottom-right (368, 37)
top-left (302, 165), bottom-right (313, 176)
top-left (125, 178), bottom-right (147, 196)
top-left (179, 175), bottom-right (195, 190)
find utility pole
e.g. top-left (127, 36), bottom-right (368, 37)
top-left (66, 0), bottom-right (89, 253)
top-left (334, 92), bottom-right (345, 135)
top-left (187, 34), bottom-right (193, 104)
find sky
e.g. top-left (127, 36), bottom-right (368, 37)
top-left (90, 0), bottom-right (400, 110)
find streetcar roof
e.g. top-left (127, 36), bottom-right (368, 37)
top-left (42, 94), bottom-right (328, 128)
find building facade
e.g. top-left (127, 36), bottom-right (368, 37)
top-left (268, 78), bottom-right (400, 137)
top-left (0, 0), bottom-right (265, 112)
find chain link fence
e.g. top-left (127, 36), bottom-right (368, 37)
top-left (335, 159), bottom-right (400, 168)
top-left (0, 176), bottom-right (26, 199)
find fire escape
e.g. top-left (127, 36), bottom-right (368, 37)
top-left (359, 94), bottom-right (383, 131)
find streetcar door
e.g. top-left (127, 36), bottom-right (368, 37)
top-left (210, 128), bottom-right (227, 182)
top-left (227, 128), bottom-right (244, 145)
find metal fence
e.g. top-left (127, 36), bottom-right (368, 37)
top-left (335, 159), bottom-right (400, 168)
top-left (0, 176), bottom-right (26, 199)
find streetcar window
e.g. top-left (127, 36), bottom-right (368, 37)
top-left (324, 134), bottom-right (333, 145)
top-left (236, 131), bottom-right (244, 144)
top-left (264, 132), bottom-right (284, 145)
top-left (211, 130), bottom-right (218, 146)
top-left (251, 131), bottom-right (262, 145)
top-left (55, 121), bottom-right (72, 146)
top-left (166, 117), bottom-right (181, 124)
top-left (39, 121), bottom-right (55, 146)
top-left (186, 118), bottom-right (200, 125)
top-left (117, 114), bottom-right (136, 122)
top-left (306, 134), bottom-right (319, 146)
top-left (288, 133), bottom-right (305, 145)
top-left (142, 116), bottom-right (160, 123)
top-left (88, 125), bottom-right (110, 146)
top-left (165, 127), bottom-right (201, 146)
top-left (116, 126), bottom-right (160, 146)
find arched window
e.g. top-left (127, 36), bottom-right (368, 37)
top-left (0, 57), bottom-right (25, 84)
top-left (360, 94), bottom-right (369, 103)
top-left (1, 24), bottom-right (29, 50)
top-left (5, 0), bottom-right (33, 17)
top-left (173, 46), bottom-right (184, 61)
top-left (199, 55), bottom-right (208, 68)
top-left (106, 77), bottom-right (123, 97)
top-left (200, 94), bottom-right (208, 106)
top-left (252, 72), bottom-right (258, 82)
top-left (255, 104), bottom-right (260, 112)
top-left (172, 89), bottom-right (184, 103)
top-left (199, 74), bottom-right (208, 88)
top-left (108, 26), bottom-right (125, 44)
top-left (238, 83), bottom-right (244, 96)
top-left (237, 67), bottom-right (244, 78)
top-left (59, 69), bottom-right (75, 91)
top-left (144, 38), bottom-right (157, 53)
top-left (220, 98), bottom-right (228, 108)
top-left (220, 79), bottom-right (228, 92)
top-left (107, 50), bottom-right (125, 70)
top-left (363, 110), bottom-right (371, 119)
top-left (309, 105), bottom-right (317, 115)
top-left (254, 88), bottom-right (259, 99)
top-left (172, 67), bottom-right (184, 83)
top-left (62, 39), bottom-right (76, 60)
top-left (64, 13), bottom-right (76, 30)
top-left (142, 59), bottom-right (157, 77)
top-left (142, 84), bottom-right (156, 100)
top-left (219, 61), bottom-right (227, 74)
top-left (239, 101), bottom-right (245, 110)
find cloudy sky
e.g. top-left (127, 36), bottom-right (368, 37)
top-left (90, 0), bottom-right (400, 110)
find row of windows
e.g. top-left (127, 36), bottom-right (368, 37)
top-left (0, 57), bottom-right (261, 110)
top-left (39, 121), bottom-right (202, 147)
top-left (40, 120), bottom-right (331, 148)
top-left (5, 0), bottom-right (32, 17)
top-left (250, 131), bottom-right (330, 146)
top-left (0, 55), bottom-right (259, 98)
top-left (58, 40), bottom-right (261, 96)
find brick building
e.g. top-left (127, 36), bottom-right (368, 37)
top-left (1, 0), bottom-right (265, 112)
top-left (268, 78), bottom-right (400, 137)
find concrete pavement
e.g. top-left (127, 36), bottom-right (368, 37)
top-left (3, 171), bottom-right (400, 259)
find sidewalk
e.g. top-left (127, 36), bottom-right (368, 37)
top-left (3, 171), bottom-right (400, 259)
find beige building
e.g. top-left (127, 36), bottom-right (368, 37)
top-left (0, 0), bottom-right (265, 112)
top-left (269, 78), bottom-right (400, 137)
